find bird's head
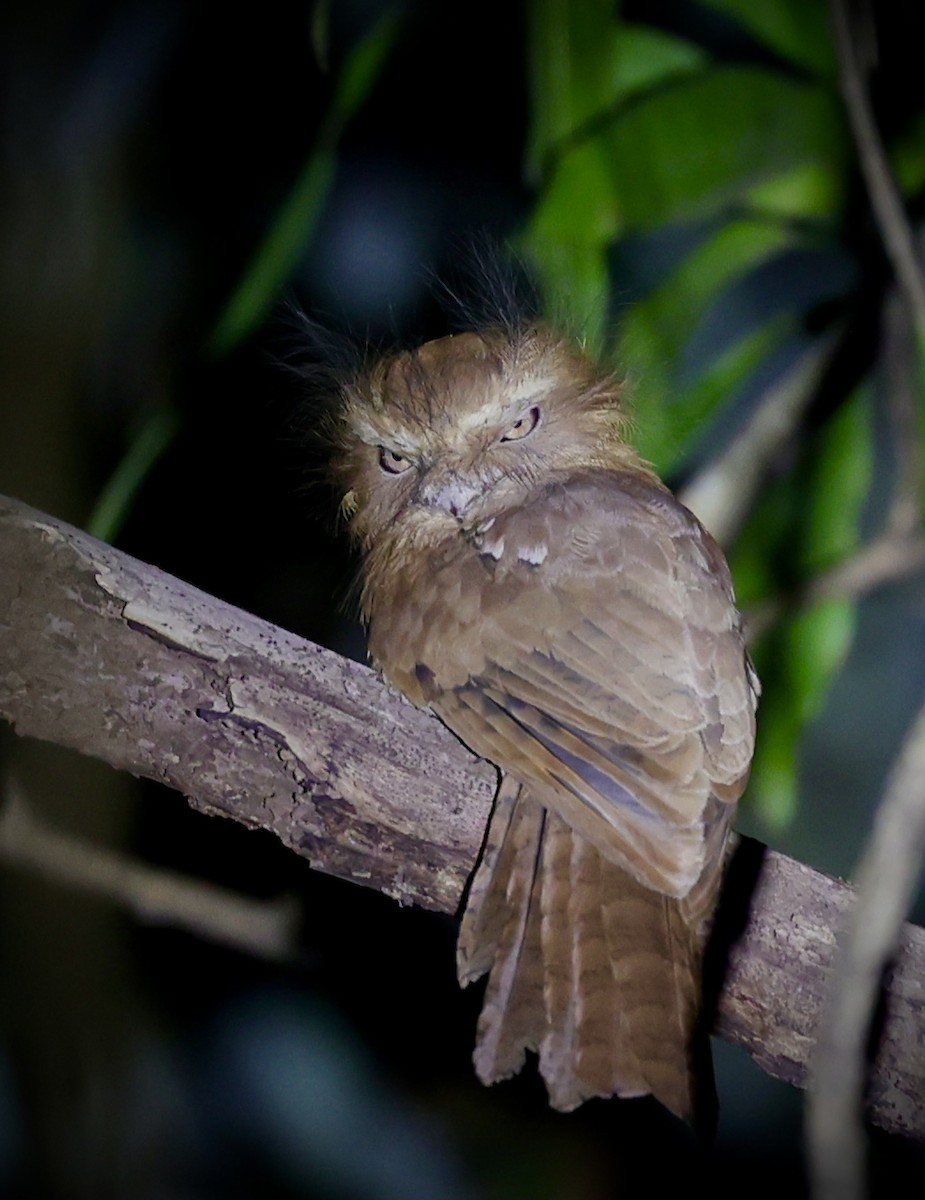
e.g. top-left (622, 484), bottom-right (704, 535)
top-left (331, 326), bottom-right (647, 551)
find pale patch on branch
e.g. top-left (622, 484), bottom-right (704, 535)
top-left (1, 493), bottom-right (924, 1141)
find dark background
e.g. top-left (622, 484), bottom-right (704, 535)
top-left (2, 1), bottom-right (925, 1196)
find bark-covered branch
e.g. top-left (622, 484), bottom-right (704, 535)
top-left (1, 494), bottom-right (923, 1140)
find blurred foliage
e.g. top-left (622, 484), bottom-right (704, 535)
top-left (734, 388), bottom-right (874, 825)
top-left (87, 11), bottom-right (398, 544)
top-left (86, 406), bottom-right (181, 541)
top-left (8, 2), bottom-right (925, 1195)
top-left (86, 2), bottom-right (925, 830)
top-left (520, 1), bottom-right (921, 829)
top-left (208, 9), bottom-right (400, 358)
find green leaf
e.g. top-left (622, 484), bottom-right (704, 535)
top-left (746, 693), bottom-right (804, 830)
top-left (800, 385), bottom-right (874, 571)
top-left (700, 0), bottom-right (836, 79)
top-left (528, 2), bottom-right (836, 189)
top-left (527, 0), bottom-right (618, 174)
top-left (788, 599), bottom-right (857, 709)
top-left (520, 233), bottom-right (613, 356)
top-left (730, 466), bottom-right (800, 606)
top-left (615, 218), bottom-right (794, 468)
top-left (520, 136), bottom-right (620, 350)
top-left (892, 111), bottom-right (925, 203)
top-left (740, 387), bottom-right (874, 829)
top-left (524, 65), bottom-right (843, 344)
top-left (646, 317), bottom-right (792, 470)
top-left (746, 160), bottom-right (842, 221)
top-left (749, 596), bottom-right (856, 829)
top-left (89, 12), bottom-right (400, 542)
top-left (528, 136), bottom-right (622, 248)
top-left (607, 23), bottom-right (707, 105)
top-left (527, 6), bottom-right (705, 177)
top-left (602, 67), bottom-right (845, 229)
top-left (208, 11), bottom-right (400, 356)
top-left (86, 407), bottom-right (181, 543)
top-left (311, 0), bottom-right (331, 72)
top-left (623, 217), bottom-right (791, 360)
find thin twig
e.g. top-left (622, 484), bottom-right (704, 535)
top-left (680, 337), bottom-right (836, 546)
top-left (745, 529), bottom-right (925, 643)
top-left (881, 291), bottom-right (924, 536)
top-left (807, 10), bottom-right (925, 1192)
top-left (807, 699), bottom-right (925, 1199)
top-left (830, 0), bottom-right (925, 334)
top-left (0, 781), bottom-right (300, 961)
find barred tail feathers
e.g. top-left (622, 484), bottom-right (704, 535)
top-left (458, 779), bottom-right (711, 1121)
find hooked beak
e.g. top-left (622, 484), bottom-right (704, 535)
top-left (416, 471), bottom-right (481, 520)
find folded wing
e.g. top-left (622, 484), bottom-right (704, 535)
top-left (427, 472), bottom-right (757, 899)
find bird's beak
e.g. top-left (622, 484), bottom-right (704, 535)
top-left (417, 471), bottom-right (480, 520)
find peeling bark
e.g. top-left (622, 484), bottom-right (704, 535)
top-left (1, 494), bottom-right (923, 1139)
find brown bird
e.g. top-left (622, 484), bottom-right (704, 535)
top-left (329, 325), bottom-right (758, 1123)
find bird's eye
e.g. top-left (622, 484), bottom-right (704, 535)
top-left (500, 406), bottom-right (540, 443)
top-left (378, 446), bottom-right (413, 475)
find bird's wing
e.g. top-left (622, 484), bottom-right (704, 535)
top-left (408, 471), bottom-right (758, 899)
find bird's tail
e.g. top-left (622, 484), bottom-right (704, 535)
top-left (457, 776), bottom-right (717, 1123)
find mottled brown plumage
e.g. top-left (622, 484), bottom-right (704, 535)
top-left (330, 326), bottom-right (758, 1121)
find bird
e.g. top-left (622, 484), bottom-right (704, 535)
top-left (328, 322), bottom-right (759, 1123)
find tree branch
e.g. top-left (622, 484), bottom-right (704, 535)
top-left (1, 493), bottom-right (924, 1140)
top-left (744, 528), bottom-right (925, 643)
top-left (809, 696), bottom-right (925, 1196)
top-left (829, 0), bottom-right (925, 335)
top-left (0, 778), bottom-right (299, 960)
top-left (680, 335), bottom-right (837, 547)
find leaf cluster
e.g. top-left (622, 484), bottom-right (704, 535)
top-left (523, 0), bottom-right (922, 829)
top-left (92, 1), bottom-right (925, 831)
